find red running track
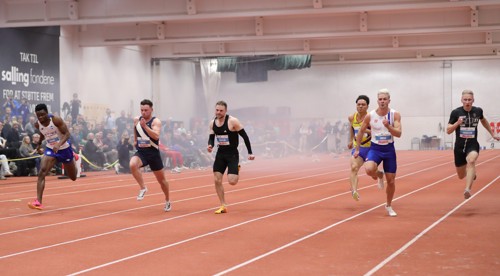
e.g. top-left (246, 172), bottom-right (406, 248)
top-left (0, 150), bottom-right (499, 275)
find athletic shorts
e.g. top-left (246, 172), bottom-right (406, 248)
top-left (134, 149), bottom-right (164, 171)
top-left (44, 146), bottom-right (74, 163)
top-left (213, 152), bottom-right (239, 175)
top-left (351, 147), bottom-right (370, 161)
top-left (454, 140), bottom-right (480, 167)
top-left (365, 143), bottom-right (397, 173)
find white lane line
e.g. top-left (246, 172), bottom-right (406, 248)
top-left (213, 156), bottom-right (498, 276)
top-left (67, 160), bottom-right (457, 275)
top-left (363, 175), bottom-right (500, 276)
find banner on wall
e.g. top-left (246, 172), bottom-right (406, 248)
top-left (0, 27), bottom-right (60, 123)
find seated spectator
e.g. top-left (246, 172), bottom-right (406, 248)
top-left (82, 132), bottom-right (105, 171)
top-left (0, 154), bottom-right (14, 179)
top-left (24, 115), bottom-right (37, 137)
top-left (6, 122), bottom-right (22, 149)
top-left (103, 132), bottom-right (118, 165)
top-left (18, 135), bottom-right (39, 176)
top-left (159, 142), bottom-right (185, 173)
top-left (115, 132), bottom-right (133, 174)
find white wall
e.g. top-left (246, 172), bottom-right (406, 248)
top-left (60, 26), bottom-right (151, 123)
top-left (217, 59), bottom-right (500, 150)
top-left (59, 28), bottom-right (500, 150)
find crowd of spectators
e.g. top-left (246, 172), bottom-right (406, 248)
top-left (1, 93), bottom-right (349, 179)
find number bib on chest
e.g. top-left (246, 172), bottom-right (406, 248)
top-left (46, 137), bottom-right (59, 146)
top-left (137, 137), bottom-right (152, 148)
top-left (375, 133), bottom-right (392, 145)
top-left (460, 127), bottom-right (476, 139)
top-left (216, 135), bottom-right (230, 146)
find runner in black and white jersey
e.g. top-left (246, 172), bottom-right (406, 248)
top-left (447, 89), bottom-right (500, 199)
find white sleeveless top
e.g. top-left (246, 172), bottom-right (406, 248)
top-left (370, 108), bottom-right (396, 145)
top-left (38, 117), bottom-right (70, 150)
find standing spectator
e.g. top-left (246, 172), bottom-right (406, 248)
top-left (17, 98), bottom-right (30, 124)
top-left (115, 110), bottom-right (128, 137)
top-left (103, 108), bottom-right (115, 133)
top-left (70, 93), bottom-right (81, 125)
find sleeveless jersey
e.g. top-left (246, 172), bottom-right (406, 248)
top-left (38, 116), bottom-right (70, 150)
top-left (370, 108), bottom-right (396, 145)
top-left (135, 116), bottom-right (159, 151)
top-left (213, 115), bottom-right (239, 154)
top-left (351, 112), bottom-right (371, 147)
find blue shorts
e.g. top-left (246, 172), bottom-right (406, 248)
top-left (365, 143), bottom-right (397, 173)
top-left (44, 147), bottom-right (74, 163)
top-left (351, 147), bottom-right (370, 161)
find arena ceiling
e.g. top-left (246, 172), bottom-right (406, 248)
top-left (1, 0), bottom-right (500, 63)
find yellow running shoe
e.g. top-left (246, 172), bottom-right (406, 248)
top-left (352, 191), bottom-right (360, 201)
top-left (215, 206), bottom-right (227, 214)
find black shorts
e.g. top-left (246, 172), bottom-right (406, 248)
top-left (213, 152), bottom-right (239, 175)
top-left (134, 149), bottom-right (164, 171)
top-left (454, 141), bottom-right (480, 167)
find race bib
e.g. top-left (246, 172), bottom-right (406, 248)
top-left (375, 133), bottom-right (392, 145)
top-left (46, 137), bottom-right (59, 146)
top-left (216, 135), bottom-right (230, 146)
top-left (137, 137), bottom-right (151, 148)
top-left (460, 127), bottom-right (476, 139)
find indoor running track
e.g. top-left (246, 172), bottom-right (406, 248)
top-left (0, 150), bottom-right (499, 275)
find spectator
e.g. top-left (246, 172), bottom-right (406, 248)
top-left (103, 108), bottom-right (115, 133)
top-left (82, 132), bottom-right (105, 170)
top-left (115, 132), bottom-right (133, 174)
top-left (6, 122), bottom-right (22, 149)
top-left (70, 93), bottom-right (81, 125)
top-left (19, 135), bottom-right (39, 176)
top-left (0, 154), bottom-right (14, 179)
top-left (115, 110), bottom-right (128, 137)
top-left (24, 115), bottom-right (37, 137)
top-left (17, 98), bottom-right (30, 124)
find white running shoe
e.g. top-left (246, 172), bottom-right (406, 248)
top-left (377, 172), bottom-right (385, 190)
top-left (164, 201), bottom-right (171, 212)
top-left (385, 205), bottom-right (397, 217)
top-left (171, 167), bottom-right (182, 174)
top-left (137, 188), bottom-right (148, 201)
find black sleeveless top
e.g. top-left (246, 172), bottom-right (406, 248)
top-left (135, 116), bottom-right (159, 152)
top-left (213, 115), bottom-right (239, 154)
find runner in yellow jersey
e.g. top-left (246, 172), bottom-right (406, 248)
top-left (348, 95), bottom-right (376, 201)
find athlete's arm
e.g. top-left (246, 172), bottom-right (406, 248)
top-left (52, 116), bottom-right (71, 152)
top-left (133, 117), bottom-right (139, 146)
top-left (207, 120), bottom-right (215, 153)
top-left (230, 116), bottom-right (254, 159)
top-left (386, 111), bottom-right (402, 138)
top-left (447, 110), bottom-right (462, 134)
top-left (480, 117), bottom-right (500, 141)
top-left (347, 114), bottom-right (354, 149)
top-left (142, 117), bottom-right (161, 141)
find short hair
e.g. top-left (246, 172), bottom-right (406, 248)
top-left (215, 100), bottom-right (227, 109)
top-left (140, 99), bottom-right (153, 107)
top-left (378, 88), bottom-right (391, 99)
top-left (35, 103), bottom-right (48, 113)
top-left (356, 95), bottom-right (370, 105)
top-left (462, 89), bottom-right (474, 96)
